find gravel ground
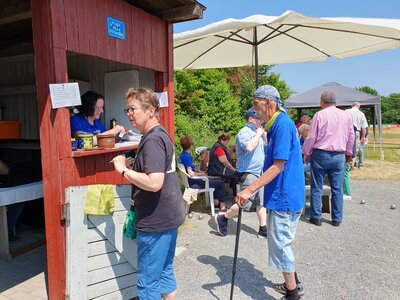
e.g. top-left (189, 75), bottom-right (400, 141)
top-left (174, 180), bottom-right (400, 300)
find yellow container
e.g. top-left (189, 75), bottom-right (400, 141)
top-left (78, 133), bottom-right (93, 149)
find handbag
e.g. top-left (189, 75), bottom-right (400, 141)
top-left (123, 206), bottom-right (137, 240)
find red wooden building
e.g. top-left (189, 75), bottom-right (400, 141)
top-left (0, 0), bottom-right (205, 298)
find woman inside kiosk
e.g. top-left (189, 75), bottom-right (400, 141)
top-left (70, 91), bottom-right (126, 146)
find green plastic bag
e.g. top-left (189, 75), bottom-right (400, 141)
top-left (123, 209), bottom-right (137, 240)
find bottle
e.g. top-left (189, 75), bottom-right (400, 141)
top-left (110, 118), bottom-right (117, 129)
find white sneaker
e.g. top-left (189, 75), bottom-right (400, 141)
top-left (343, 195), bottom-right (352, 201)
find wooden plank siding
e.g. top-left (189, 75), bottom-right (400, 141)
top-left (73, 154), bottom-right (132, 186)
top-left (65, 0), bottom-right (168, 73)
top-left (66, 185), bottom-right (137, 299)
top-left (32, 1), bottom-right (69, 298)
top-left (0, 57), bottom-right (39, 140)
top-left (154, 23), bottom-right (175, 140)
top-left (30, 0), bottom-right (175, 298)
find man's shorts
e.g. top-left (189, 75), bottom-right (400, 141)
top-left (239, 173), bottom-right (263, 211)
top-left (267, 209), bottom-right (302, 273)
top-left (137, 229), bottom-right (178, 299)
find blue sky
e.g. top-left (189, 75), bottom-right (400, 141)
top-left (174, 0), bottom-right (400, 96)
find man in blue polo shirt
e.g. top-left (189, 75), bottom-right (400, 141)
top-left (236, 85), bottom-right (305, 300)
top-left (214, 108), bottom-right (267, 237)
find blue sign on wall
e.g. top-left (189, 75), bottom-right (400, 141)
top-left (107, 17), bottom-right (126, 40)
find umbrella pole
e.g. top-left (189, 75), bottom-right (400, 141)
top-left (254, 27), bottom-right (259, 88)
top-left (230, 207), bottom-right (243, 300)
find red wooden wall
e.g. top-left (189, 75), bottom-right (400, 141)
top-left (64, 0), bottom-right (168, 73)
top-left (31, 0), bottom-right (175, 298)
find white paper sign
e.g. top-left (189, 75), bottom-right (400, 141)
top-left (49, 83), bottom-right (81, 109)
top-left (156, 92), bottom-right (169, 108)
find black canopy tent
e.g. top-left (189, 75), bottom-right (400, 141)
top-left (284, 82), bottom-right (384, 160)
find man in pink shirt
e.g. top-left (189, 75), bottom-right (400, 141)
top-left (302, 91), bottom-right (354, 227)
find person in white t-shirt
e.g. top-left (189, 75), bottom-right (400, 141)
top-left (345, 102), bottom-right (368, 169)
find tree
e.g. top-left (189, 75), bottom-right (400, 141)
top-left (174, 69), bottom-right (243, 151)
top-left (356, 86), bottom-right (400, 124)
top-left (356, 86), bottom-right (379, 125)
top-left (381, 93), bottom-right (400, 124)
top-left (357, 86), bottom-right (379, 96)
top-left (224, 65), bottom-right (295, 115)
top-left (174, 65), bottom-right (296, 153)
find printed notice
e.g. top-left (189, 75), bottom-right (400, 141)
top-left (156, 92), bottom-right (169, 108)
top-left (49, 83), bottom-right (81, 109)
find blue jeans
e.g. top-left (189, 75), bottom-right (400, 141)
top-left (352, 126), bottom-right (357, 158)
top-left (310, 149), bottom-right (346, 222)
top-left (267, 209), bottom-right (302, 272)
top-left (358, 142), bottom-right (365, 167)
top-left (137, 230), bottom-right (178, 299)
top-left (190, 178), bottom-right (226, 202)
top-left (303, 162), bottom-right (310, 173)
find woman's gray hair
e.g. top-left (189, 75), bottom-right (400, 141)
top-left (320, 91), bottom-right (336, 104)
top-left (298, 124), bottom-right (310, 134)
top-left (125, 88), bottom-right (160, 118)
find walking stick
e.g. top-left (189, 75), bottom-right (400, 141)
top-left (230, 206), bottom-right (243, 300)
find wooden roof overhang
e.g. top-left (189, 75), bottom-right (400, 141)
top-left (0, 0), bottom-right (205, 58)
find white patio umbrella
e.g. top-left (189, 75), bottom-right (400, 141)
top-left (174, 10), bottom-right (400, 87)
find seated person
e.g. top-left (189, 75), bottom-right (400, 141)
top-left (179, 136), bottom-right (227, 211)
top-left (70, 91), bottom-right (126, 146)
top-left (298, 124), bottom-right (310, 173)
top-left (207, 132), bottom-right (237, 195)
top-left (296, 112), bottom-right (310, 132)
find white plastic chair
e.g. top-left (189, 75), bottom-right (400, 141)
top-left (177, 163), bottom-right (216, 216)
top-left (195, 146), bottom-right (208, 155)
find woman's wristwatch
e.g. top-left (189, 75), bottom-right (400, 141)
top-left (121, 168), bottom-right (129, 177)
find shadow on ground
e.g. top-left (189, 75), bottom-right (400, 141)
top-left (197, 255), bottom-right (275, 300)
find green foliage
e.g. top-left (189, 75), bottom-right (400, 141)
top-left (355, 86), bottom-right (400, 125)
top-left (355, 86), bottom-right (379, 124)
top-left (224, 65), bottom-right (295, 115)
top-left (174, 114), bottom-right (215, 154)
top-left (381, 93), bottom-right (400, 124)
top-left (174, 65), bottom-right (301, 150)
top-left (174, 75), bottom-right (400, 158)
top-left (357, 86), bottom-right (379, 96)
top-left (174, 69), bottom-right (243, 152)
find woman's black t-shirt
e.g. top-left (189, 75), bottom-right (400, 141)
top-left (132, 125), bottom-right (185, 232)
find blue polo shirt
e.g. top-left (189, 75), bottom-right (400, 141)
top-left (178, 151), bottom-right (198, 186)
top-left (235, 124), bottom-right (264, 176)
top-left (263, 113), bottom-right (305, 211)
top-left (70, 114), bottom-right (106, 136)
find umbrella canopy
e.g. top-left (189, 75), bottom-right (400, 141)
top-left (174, 10), bottom-right (400, 85)
top-left (285, 82), bottom-right (384, 160)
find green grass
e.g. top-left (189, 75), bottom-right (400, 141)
top-left (382, 133), bottom-right (400, 139)
top-left (364, 144), bottom-right (400, 162)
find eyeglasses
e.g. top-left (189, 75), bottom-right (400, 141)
top-left (124, 107), bottom-right (135, 114)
